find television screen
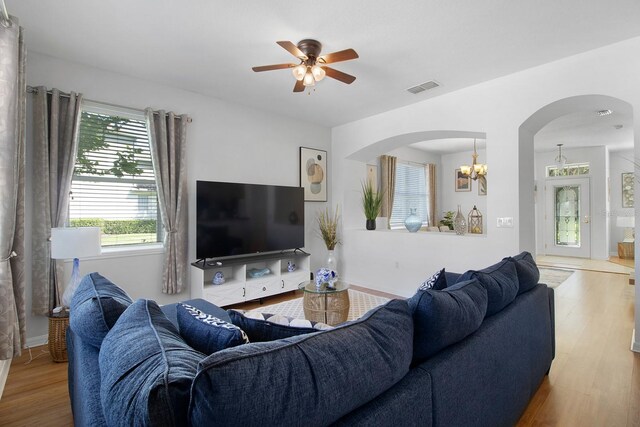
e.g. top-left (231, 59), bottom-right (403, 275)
top-left (196, 181), bottom-right (305, 259)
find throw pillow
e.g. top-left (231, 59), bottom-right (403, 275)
top-left (503, 251), bottom-right (540, 295)
top-left (99, 299), bottom-right (204, 427)
top-left (457, 259), bottom-right (519, 317)
top-left (418, 268), bottom-right (447, 290)
top-left (69, 272), bottom-right (133, 348)
top-left (408, 278), bottom-right (488, 362)
top-left (190, 299), bottom-right (414, 426)
top-left (177, 303), bottom-right (249, 354)
top-left (228, 310), bottom-right (332, 342)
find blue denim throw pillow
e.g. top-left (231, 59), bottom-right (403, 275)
top-left (503, 251), bottom-right (540, 295)
top-left (177, 303), bottom-right (248, 354)
top-left (69, 272), bottom-right (133, 348)
top-left (190, 299), bottom-right (414, 426)
top-left (408, 278), bottom-right (488, 362)
top-left (457, 259), bottom-right (519, 317)
top-left (228, 309), bottom-right (332, 342)
top-left (99, 299), bottom-right (204, 427)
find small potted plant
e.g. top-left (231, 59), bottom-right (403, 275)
top-left (318, 205), bottom-right (341, 272)
top-left (361, 181), bottom-right (383, 230)
top-left (439, 210), bottom-right (455, 230)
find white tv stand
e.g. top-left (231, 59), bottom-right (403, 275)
top-left (190, 251), bottom-right (311, 307)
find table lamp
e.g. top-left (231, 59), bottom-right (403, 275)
top-left (51, 227), bottom-right (102, 308)
top-left (616, 216), bottom-right (635, 242)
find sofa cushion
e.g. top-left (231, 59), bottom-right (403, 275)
top-left (177, 303), bottom-right (249, 354)
top-left (189, 299), bottom-right (414, 426)
top-left (503, 251), bottom-right (540, 295)
top-left (69, 272), bottom-right (133, 348)
top-left (228, 309), bottom-right (332, 342)
top-left (418, 268), bottom-right (447, 290)
top-left (457, 259), bottom-right (519, 316)
top-left (408, 279), bottom-right (487, 362)
top-left (99, 299), bottom-right (204, 427)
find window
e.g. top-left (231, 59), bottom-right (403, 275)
top-left (389, 161), bottom-right (430, 229)
top-left (69, 101), bottom-right (161, 247)
top-left (546, 162), bottom-right (590, 177)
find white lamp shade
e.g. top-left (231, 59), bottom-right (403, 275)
top-left (616, 216), bottom-right (635, 228)
top-left (51, 227), bottom-right (102, 259)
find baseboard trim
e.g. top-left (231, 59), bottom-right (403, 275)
top-left (26, 334), bottom-right (48, 348)
top-left (632, 329), bottom-right (640, 353)
top-left (0, 359), bottom-right (10, 400)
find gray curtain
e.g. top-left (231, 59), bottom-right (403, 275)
top-left (146, 109), bottom-right (188, 294)
top-left (32, 88), bottom-right (83, 314)
top-left (380, 155), bottom-right (397, 229)
top-left (0, 17), bottom-right (26, 359)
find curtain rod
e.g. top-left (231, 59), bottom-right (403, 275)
top-left (26, 86), bottom-right (193, 123)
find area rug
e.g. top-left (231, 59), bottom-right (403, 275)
top-left (253, 289), bottom-right (391, 321)
top-left (539, 267), bottom-right (574, 289)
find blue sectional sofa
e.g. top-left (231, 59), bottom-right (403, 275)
top-left (67, 252), bottom-right (554, 427)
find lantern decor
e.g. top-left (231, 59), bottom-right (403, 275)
top-left (468, 205), bottom-right (483, 234)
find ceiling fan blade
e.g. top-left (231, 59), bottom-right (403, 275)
top-left (252, 63), bottom-right (296, 72)
top-left (318, 48), bottom-right (359, 64)
top-left (293, 80), bottom-right (305, 92)
top-left (277, 41), bottom-right (308, 60)
top-left (322, 66), bottom-right (356, 84)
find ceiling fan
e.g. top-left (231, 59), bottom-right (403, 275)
top-left (252, 39), bottom-right (359, 92)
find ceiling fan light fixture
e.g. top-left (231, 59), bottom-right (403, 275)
top-left (311, 65), bottom-right (326, 82)
top-left (292, 64), bottom-right (306, 81)
top-left (303, 69), bottom-right (315, 87)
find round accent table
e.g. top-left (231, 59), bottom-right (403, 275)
top-left (298, 280), bottom-right (350, 326)
top-left (48, 312), bottom-right (70, 362)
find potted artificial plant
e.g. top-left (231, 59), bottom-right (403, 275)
top-left (361, 181), bottom-right (383, 230)
top-left (318, 205), bottom-right (341, 272)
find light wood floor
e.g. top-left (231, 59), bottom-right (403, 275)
top-left (0, 271), bottom-right (637, 426)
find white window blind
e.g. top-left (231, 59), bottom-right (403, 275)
top-left (389, 162), bottom-right (430, 229)
top-left (69, 102), bottom-right (161, 247)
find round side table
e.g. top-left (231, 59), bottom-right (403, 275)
top-left (298, 280), bottom-right (350, 326)
top-left (48, 312), bottom-right (70, 362)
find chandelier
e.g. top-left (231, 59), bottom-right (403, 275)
top-left (555, 143), bottom-right (567, 170)
top-left (460, 139), bottom-right (487, 181)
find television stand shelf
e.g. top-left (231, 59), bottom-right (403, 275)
top-left (190, 251), bottom-right (311, 307)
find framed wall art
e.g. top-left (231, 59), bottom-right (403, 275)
top-left (622, 172), bottom-right (634, 207)
top-left (300, 147), bottom-right (327, 202)
top-left (455, 169), bottom-right (471, 192)
top-left (478, 175), bottom-right (487, 196)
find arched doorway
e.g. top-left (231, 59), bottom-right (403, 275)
top-left (518, 94), bottom-right (634, 258)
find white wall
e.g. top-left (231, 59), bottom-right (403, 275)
top-left (609, 149), bottom-right (636, 254)
top-left (330, 34), bottom-right (640, 354)
top-left (440, 149), bottom-right (487, 224)
top-left (24, 52), bottom-right (331, 342)
top-left (534, 146), bottom-right (608, 259)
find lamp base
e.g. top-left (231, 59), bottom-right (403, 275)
top-left (61, 258), bottom-right (82, 308)
top-left (623, 227), bottom-right (635, 243)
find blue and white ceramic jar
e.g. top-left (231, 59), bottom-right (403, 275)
top-left (212, 271), bottom-right (225, 285)
top-left (315, 268), bottom-right (337, 288)
top-left (404, 208), bottom-right (422, 232)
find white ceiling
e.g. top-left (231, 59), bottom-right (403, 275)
top-left (410, 138), bottom-right (486, 155)
top-left (7, 0), bottom-right (640, 128)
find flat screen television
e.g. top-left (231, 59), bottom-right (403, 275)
top-left (196, 180), bottom-right (305, 260)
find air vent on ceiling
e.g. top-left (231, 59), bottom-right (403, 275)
top-left (407, 80), bottom-right (440, 94)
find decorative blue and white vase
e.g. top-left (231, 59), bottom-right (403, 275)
top-left (404, 208), bottom-right (421, 233)
top-left (315, 268), bottom-right (337, 288)
top-left (212, 271), bottom-right (225, 285)
top-left (287, 261), bottom-right (296, 272)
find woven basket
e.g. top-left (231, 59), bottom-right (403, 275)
top-left (48, 315), bottom-right (69, 362)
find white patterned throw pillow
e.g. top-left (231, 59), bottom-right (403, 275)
top-left (418, 268), bottom-right (447, 290)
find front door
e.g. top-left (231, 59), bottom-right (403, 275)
top-left (545, 177), bottom-right (591, 258)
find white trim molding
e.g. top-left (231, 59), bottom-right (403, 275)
top-left (26, 334), bottom-right (48, 348)
top-left (632, 329), bottom-right (640, 353)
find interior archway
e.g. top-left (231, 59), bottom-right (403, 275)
top-left (518, 94), bottom-right (634, 255)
